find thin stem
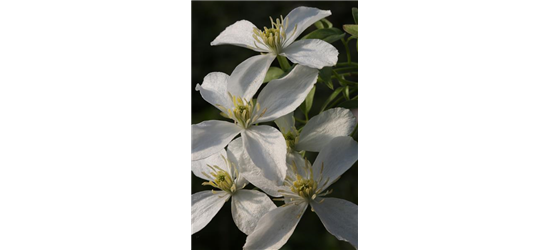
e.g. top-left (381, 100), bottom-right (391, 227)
top-left (327, 96), bottom-right (344, 109)
top-left (336, 62), bottom-right (358, 67)
top-left (277, 55), bottom-right (291, 71)
top-left (295, 117), bottom-right (307, 124)
top-left (341, 38), bottom-right (352, 63)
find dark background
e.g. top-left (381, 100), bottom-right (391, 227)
top-left (189, 0), bottom-right (548, 250)
top-left (192, 1), bottom-right (358, 249)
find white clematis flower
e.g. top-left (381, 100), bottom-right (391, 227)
top-left (192, 61), bottom-right (318, 185)
top-left (191, 143), bottom-right (276, 235)
top-left (243, 136), bottom-right (359, 249)
top-left (211, 6), bottom-right (339, 70)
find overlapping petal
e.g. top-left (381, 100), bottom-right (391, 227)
top-left (312, 136), bottom-right (358, 189)
top-left (191, 150), bottom-right (228, 181)
top-left (274, 112), bottom-right (296, 134)
top-left (283, 7), bottom-right (332, 46)
top-left (311, 198), bottom-right (358, 249)
top-left (211, 20), bottom-right (270, 52)
top-left (226, 138), bottom-right (249, 188)
top-left (231, 189), bottom-right (276, 235)
top-left (296, 108), bottom-right (356, 152)
top-left (241, 126), bottom-right (287, 185)
top-left (281, 39), bottom-right (339, 69)
top-left (227, 54), bottom-right (276, 101)
top-left (256, 65), bottom-right (318, 123)
top-left (243, 202), bottom-right (308, 250)
top-left (191, 120), bottom-right (242, 161)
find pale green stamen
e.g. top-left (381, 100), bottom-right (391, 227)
top-left (252, 15), bottom-right (297, 53)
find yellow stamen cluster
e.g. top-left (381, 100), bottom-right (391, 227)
top-left (201, 158), bottom-right (241, 194)
top-left (281, 161), bottom-right (333, 203)
top-left (219, 93), bottom-right (266, 128)
top-left (252, 15), bottom-right (297, 53)
top-left (291, 175), bottom-right (317, 199)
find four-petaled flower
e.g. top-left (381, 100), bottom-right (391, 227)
top-left (192, 58), bottom-right (318, 185)
top-left (191, 141), bottom-right (276, 235)
top-left (211, 6), bottom-right (339, 70)
top-left (243, 136), bottom-right (358, 249)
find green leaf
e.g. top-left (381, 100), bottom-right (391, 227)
top-left (343, 24), bottom-right (358, 38)
top-left (352, 8), bottom-right (358, 24)
top-left (338, 100), bottom-right (358, 109)
top-left (319, 67), bottom-right (334, 90)
top-left (263, 67), bottom-right (285, 83)
top-left (314, 18), bottom-right (333, 29)
top-left (342, 85), bottom-right (351, 101)
top-left (320, 87), bottom-right (344, 112)
top-left (300, 85), bottom-right (316, 116)
top-left (302, 28), bottom-right (345, 44)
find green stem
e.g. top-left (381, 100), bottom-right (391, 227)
top-left (341, 38), bottom-right (352, 63)
top-left (327, 96), bottom-right (344, 109)
top-left (295, 117), bottom-right (307, 124)
top-left (336, 62), bottom-right (358, 67)
top-left (277, 55), bottom-right (291, 71)
top-left (333, 70), bottom-right (358, 85)
top-left (334, 66), bottom-right (357, 72)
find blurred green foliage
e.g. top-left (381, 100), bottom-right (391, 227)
top-left (192, 1), bottom-right (358, 249)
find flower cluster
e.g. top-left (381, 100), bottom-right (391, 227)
top-left (192, 6), bottom-right (359, 249)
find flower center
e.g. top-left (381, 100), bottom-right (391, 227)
top-left (252, 15), bottom-right (297, 54)
top-left (291, 175), bottom-right (317, 200)
top-left (283, 130), bottom-right (299, 150)
top-left (281, 160), bottom-right (333, 202)
top-left (218, 93), bottom-right (266, 128)
top-left (201, 157), bottom-right (241, 194)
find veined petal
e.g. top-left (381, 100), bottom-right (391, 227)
top-left (227, 138), bottom-right (249, 188)
top-left (311, 198), bottom-right (358, 249)
top-left (191, 120), bottom-right (242, 161)
top-left (296, 108), bottom-right (357, 152)
top-left (283, 7), bottom-right (332, 46)
top-left (231, 190), bottom-right (277, 235)
top-left (211, 20), bottom-right (270, 52)
top-left (274, 112), bottom-right (295, 134)
top-left (195, 72), bottom-right (232, 112)
top-left (312, 136), bottom-right (358, 189)
top-left (227, 54), bottom-right (276, 101)
top-left (191, 150), bottom-right (228, 181)
top-left (281, 39), bottom-right (339, 69)
top-left (243, 202), bottom-right (308, 250)
top-left (191, 190), bottom-right (229, 235)
top-left (228, 138), bottom-right (282, 197)
top-left (241, 126), bottom-right (287, 185)
top-left (256, 65), bottom-right (318, 123)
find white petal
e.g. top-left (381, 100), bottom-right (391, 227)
top-left (256, 65), bottom-right (318, 123)
top-left (231, 189), bottom-right (277, 235)
top-left (191, 120), bottom-right (242, 161)
top-left (296, 108), bottom-right (357, 152)
top-left (286, 150), bottom-right (309, 180)
top-left (226, 138), bottom-right (248, 188)
top-left (227, 54), bottom-right (276, 101)
top-left (195, 72), bottom-right (232, 112)
top-left (312, 136), bottom-right (358, 189)
top-left (274, 112), bottom-right (295, 134)
top-left (191, 150), bottom-right (228, 181)
top-left (283, 7), bottom-right (332, 46)
top-left (243, 202), bottom-right (308, 250)
top-left (191, 190), bottom-right (229, 234)
top-left (239, 153), bottom-right (281, 197)
top-left (211, 20), bottom-right (269, 52)
top-left (311, 198), bottom-right (358, 248)
top-left (230, 138), bottom-right (282, 197)
top-left (241, 126), bottom-right (287, 185)
top-left (281, 39), bottom-right (339, 69)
